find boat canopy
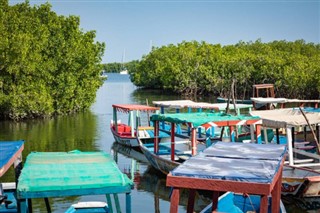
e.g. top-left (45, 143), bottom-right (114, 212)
top-left (150, 112), bottom-right (260, 128)
top-left (250, 108), bottom-right (320, 128)
top-left (0, 140), bottom-right (24, 177)
top-left (153, 100), bottom-right (219, 110)
top-left (251, 97), bottom-right (320, 104)
top-left (112, 104), bottom-right (159, 113)
top-left (17, 150), bottom-right (133, 197)
top-left (171, 141), bottom-right (287, 183)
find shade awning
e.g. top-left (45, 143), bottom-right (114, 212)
top-left (112, 104), bottom-right (159, 113)
top-left (250, 108), bottom-right (320, 128)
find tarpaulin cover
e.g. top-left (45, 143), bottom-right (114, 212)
top-left (152, 100), bottom-right (252, 110)
top-left (250, 108), bottom-right (320, 128)
top-left (171, 142), bottom-right (286, 183)
top-left (17, 150), bottom-right (133, 198)
top-left (150, 112), bottom-right (260, 128)
top-left (112, 104), bottom-right (159, 113)
top-left (0, 140), bottom-right (24, 177)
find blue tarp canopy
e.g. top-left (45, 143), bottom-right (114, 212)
top-left (0, 140), bottom-right (24, 177)
top-left (171, 142), bottom-right (287, 183)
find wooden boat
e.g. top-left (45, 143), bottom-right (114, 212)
top-left (251, 97), bottom-right (320, 109)
top-left (167, 141), bottom-right (287, 213)
top-left (251, 108), bottom-right (320, 210)
top-left (65, 201), bottom-right (109, 213)
top-left (111, 104), bottom-right (170, 147)
top-left (139, 112), bottom-right (261, 175)
top-left (216, 96), bottom-right (252, 104)
top-left (16, 151), bottom-right (133, 213)
top-left (200, 192), bottom-right (286, 213)
top-left (0, 140), bottom-right (24, 213)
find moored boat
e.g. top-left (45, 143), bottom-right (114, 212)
top-left (17, 150), bottom-right (134, 213)
top-left (251, 108), bottom-right (320, 210)
top-left (200, 192), bottom-right (287, 213)
top-left (139, 112), bottom-right (261, 175)
top-left (0, 140), bottom-right (24, 213)
top-left (111, 104), bottom-right (170, 147)
top-left (167, 141), bottom-right (287, 213)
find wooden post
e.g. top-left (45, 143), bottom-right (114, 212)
top-left (271, 168), bottom-right (282, 213)
top-left (191, 127), bottom-right (197, 156)
top-left (154, 121), bottom-right (159, 154)
top-left (126, 192), bottom-right (132, 213)
top-left (171, 123), bottom-right (175, 161)
top-left (113, 107), bottom-right (118, 132)
top-left (276, 128), bottom-right (280, 144)
top-left (286, 127), bottom-right (294, 166)
top-left (260, 195), bottom-right (268, 213)
top-left (250, 124), bottom-right (255, 143)
top-left (170, 188), bottom-right (180, 213)
top-left (256, 125), bottom-right (262, 144)
top-left (186, 189), bottom-right (196, 213)
top-left (263, 127), bottom-right (268, 143)
top-left (211, 191), bottom-right (219, 212)
top-left (130, 111), bottom-right (134, 137)
top-left (299, 107), bottom-right (320, 154)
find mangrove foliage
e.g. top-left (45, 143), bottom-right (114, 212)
top-left (131, 40), bottom-right (320, 100)
top-left (0, 0), bottom-right (105, 120)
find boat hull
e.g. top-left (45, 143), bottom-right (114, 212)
top-left (200, 192), bottom-right (286, 213)
top-left (139, 143), bottom-right (180, 175)
top-left (111, 127), bottom-right (140, 147)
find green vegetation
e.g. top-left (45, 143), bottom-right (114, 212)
top-left (0, 0), bottom-right (105, 120)
top-left (102, 60), bottom-right (139, 74)
top-left (131, 40), bottom-right (320, 100)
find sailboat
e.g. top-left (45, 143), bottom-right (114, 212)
top-left (120, 49), bottom-right (128, 74)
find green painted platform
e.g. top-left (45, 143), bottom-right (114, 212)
top-left (17, 150), bottom-right (133, 213)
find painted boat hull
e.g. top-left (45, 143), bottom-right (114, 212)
top-left (111, 126), bottom-right (140, 147)
top-left (216, 97), bottom-right (252, 104)
top-left (200, 192), bottom-right (286, 213)
top-left (282, 166), bottom-right (320, 196)
top-left (139, 143), bottom-right (180, 174)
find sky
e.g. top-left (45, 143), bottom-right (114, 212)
top-left (9, 0), bottom-right (320, 63)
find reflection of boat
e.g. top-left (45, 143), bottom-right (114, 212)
top-left (251, 108), bottom-right (320, 210)
top-left (111, 104), bottom-right (170, 147)
top-left (140, 112), bottom-right (261, 174)
top-left (0, 140), bottom-right (24, 213)
top-left (111, 142), bottom-right (149, 164)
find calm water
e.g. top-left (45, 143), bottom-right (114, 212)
top-left (0, 73), bottom-right (313, 212)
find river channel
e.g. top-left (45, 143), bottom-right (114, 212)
top-left (0, 73), bottom-right (312, 212)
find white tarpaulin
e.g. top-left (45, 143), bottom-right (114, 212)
top-left (250, 108), bottom-right (320, 128)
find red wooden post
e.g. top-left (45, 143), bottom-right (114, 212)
top-left (186, 189), bottom-right (196, 213)
top-left (170, 188), bottom-right (180, 213)
top-left (191, 127), bottom-right (197, 156)
top-left (271, 168), bottom-right (282, 213)
top-left (260, 195), bottom-right (268, 213)
top-left (211, 191), bottom-right (219, 212)
top-left (171, 123), bottom-right (175, 161)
